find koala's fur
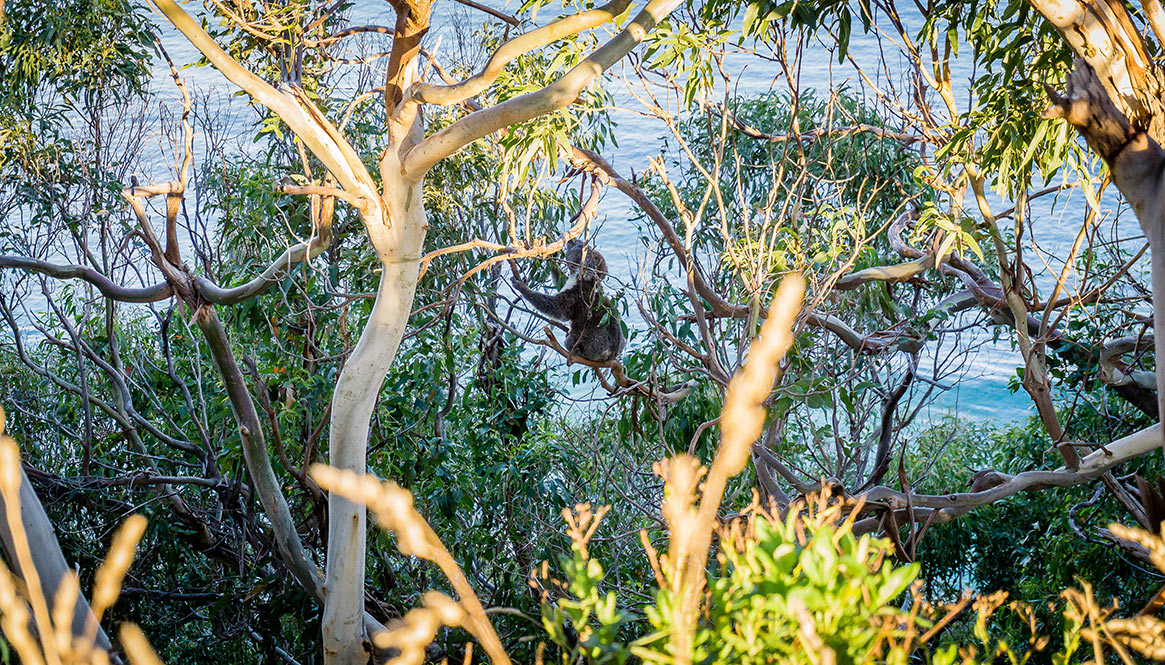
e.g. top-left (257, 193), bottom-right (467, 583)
top-left (509, 238), bottom-right (625, 363)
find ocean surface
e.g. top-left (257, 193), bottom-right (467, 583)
top-left (24, 0), bottom-right (1146, 424)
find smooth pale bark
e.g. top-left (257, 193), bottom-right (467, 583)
top-left (402, 0), bottom-right (686, 177)
top-left (408, 0), bottom-right (634, 106)
top-left (323, 177), bottom-right (427, 663)
top-left (0, 468), bottom-right (113, 652)
top-left (1112, 135), bottom-right (1165, 431)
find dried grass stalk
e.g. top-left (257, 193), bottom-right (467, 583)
top-left (664, 273), bottom-right (805, 665)
top-left (312, 466), bottom-right (510, 665)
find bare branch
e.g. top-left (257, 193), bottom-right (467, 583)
top-left (758, 424), bottom-right (1163, 532)
top-left (196, 239), bottom-right (329, 305)
top-left (451, 0), bottom-right (518, 26)
top-left (276, 183), bottom-right (367, 209)
top-left (418, 174), bottom-right (602, 280)
top-left (0, 256), bottom-right (172, 303)
top-left (833, 256), bottom-right (934, 290)
top-left (706, 100), bottom-right (923, 145)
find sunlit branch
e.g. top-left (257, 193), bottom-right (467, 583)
top-left (754, 424), bottom-right (1163, 530)
top-left (833, 256), bottom-right (934, 290)
top-left (402, 0), bottom-right (684, 178)
top-left (196, 238), bottom-right (329, 305)
top-left (1147, 0), bottom-right (1165, 47)
top-left (150, 0), bottom-right (379, 203)
top-left (407, 0), bottom-right (633, 107)
top-left (275, 183), bottom-right (367, 209)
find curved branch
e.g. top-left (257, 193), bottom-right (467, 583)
top-left (1099, 334), bottom-right (1157, 390)
top-left (150, 0), bottom-right (379, 204)
top-left (804, 312), bottom-right (921, 354)
top-left (0, 256), bottom-right (173, 303)
top-left (402, 0), bottom-right (684, 178)
top-left (196, 238), bottom-right (329, 305)
top-left (761, 424), bottom-right (1163, 531)
top-left (407, 0), bottom-right (633, 107)
top-left (833, 255), bottom-right (934, 290)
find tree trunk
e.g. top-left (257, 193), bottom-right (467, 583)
top-left (0, 467), bottom-right (114, 652)
top-left (323, 170), bottom-right (427, 664)
top-left (1032, 0), bottom-right (1165, 437)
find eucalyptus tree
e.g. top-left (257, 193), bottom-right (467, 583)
top-left (4, 0), bottom-right (690, 661)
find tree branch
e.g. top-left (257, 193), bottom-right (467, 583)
top-left (407, 0), bottom-right (633, 107)
top-left (195, 237), bottom-right (328, 305)
top-left (402, 0), bottom-right (684, 178)
top-left (150, 0), bottom-right (379, 203)
top-left (0, 256), bottom-right (173, 303)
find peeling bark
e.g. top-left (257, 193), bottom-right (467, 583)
top-left (1043, 58), bottom-right (1165, 438)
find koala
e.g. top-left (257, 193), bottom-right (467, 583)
top-left (508, 238), bottom-right (625, 363)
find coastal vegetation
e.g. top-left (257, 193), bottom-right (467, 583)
top-left (4, 0), bottom-right (1165, 662)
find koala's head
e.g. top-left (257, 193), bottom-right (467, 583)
top-left (564, 238), bottom-right (607, 282)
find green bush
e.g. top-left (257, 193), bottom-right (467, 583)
top-left (537, 493), bottom-right (1165, 665)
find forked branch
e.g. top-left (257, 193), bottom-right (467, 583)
top-left (407, 0), bottom-right (633, 107)
top-left (150, 0), bottom-right (379, 202)
top-left (402, 0), bottom-right (684, 178)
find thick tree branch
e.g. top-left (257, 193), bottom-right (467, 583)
top-left (407, 0), bottom-right (633, 107)
top-left (833, 256), bottom-right (934, 290)
top-left (754, 424), bottom-right (1163, 530)
top-left (1030, 0), bottom-right (1158, 133)
top-left (192, 304), bottom-right (324, 599)
top-left (150, 0), bottom-right (380, 204)
top-left (402, 0), bottom-right (684, 178)
top-left (1099, 334), bottom-right (1156, 390)
top-left (383, 0), bottom-right (433, 112)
